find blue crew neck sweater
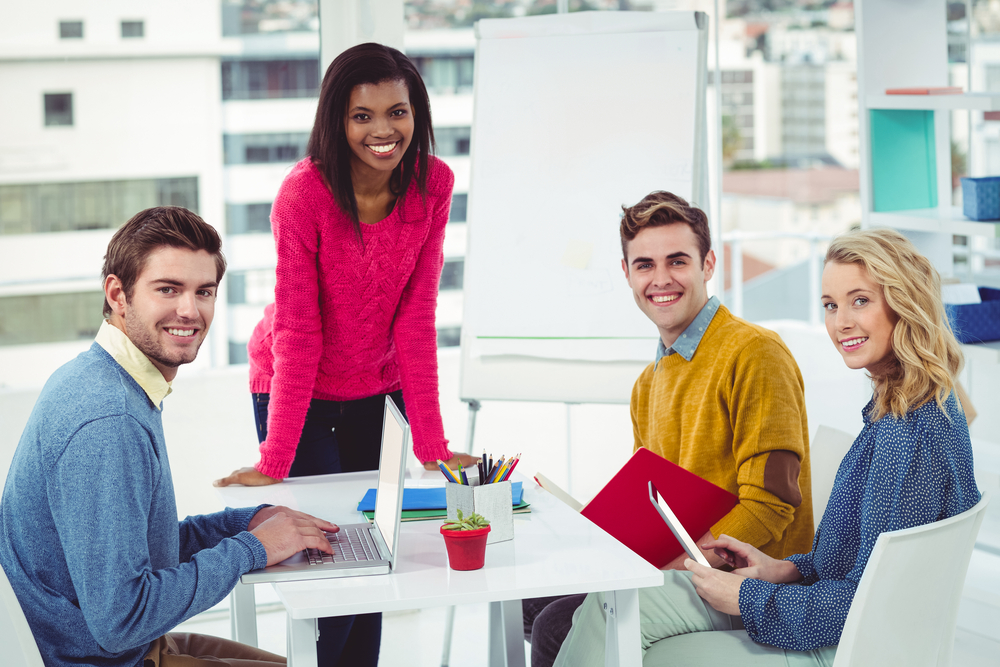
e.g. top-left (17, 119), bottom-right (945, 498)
top-left (0, 343), bottom-right (269, 667)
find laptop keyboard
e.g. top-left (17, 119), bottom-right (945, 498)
top-left (306, 526), bottom-right (377, 565)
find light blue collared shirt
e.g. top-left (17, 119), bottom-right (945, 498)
top-left (654, 296), bottom-right (721, 368)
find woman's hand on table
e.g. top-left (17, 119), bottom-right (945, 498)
top-left (422, 453), bottom-right (483, 471)
top-left (214, 466), bottom-right (282, 487)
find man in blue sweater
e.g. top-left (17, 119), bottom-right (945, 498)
top-left (0, 207), bottom-right (336, 667)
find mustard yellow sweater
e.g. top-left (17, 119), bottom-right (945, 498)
top-left (631, 305), bottom-right (814, 559)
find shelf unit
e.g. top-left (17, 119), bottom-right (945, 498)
top-left (857, 1), bottom-right (1000, 447)
top-left (857, 0), bottom-right (1000, 273)
top-left (867, 92), bottom-right (1000, 112)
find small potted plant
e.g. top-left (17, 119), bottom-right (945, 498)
top-left (440, 509), bottom-right (491, 570)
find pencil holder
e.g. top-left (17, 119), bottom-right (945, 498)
top-left (446, 480), bottom-right (514, 544)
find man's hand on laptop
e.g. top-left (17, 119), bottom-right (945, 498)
top-left (422, 452), bottom-right (482, 472)
top-left (249, 506), bottom-right (339, 566)
top-left (214, 466), bottom-right (281, 487)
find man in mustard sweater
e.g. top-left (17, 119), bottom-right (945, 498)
top-left (526, 191), bottom-right (814, 667)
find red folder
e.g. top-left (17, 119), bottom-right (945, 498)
top-left (580, 447), bottom-right (738, 568)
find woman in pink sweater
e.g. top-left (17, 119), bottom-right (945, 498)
top-left (215, 43), bottom-right (479, 666)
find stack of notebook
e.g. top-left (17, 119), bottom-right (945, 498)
top-left (357, 481), bottom-right (530, 522)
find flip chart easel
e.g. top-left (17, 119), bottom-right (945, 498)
top-left (459, 11), bottom-right (709, 491)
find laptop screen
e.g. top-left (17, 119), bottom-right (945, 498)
top-left (373, 398), bottom-right (407, 558)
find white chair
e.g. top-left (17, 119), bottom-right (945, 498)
top-left (0, 563), bottom-right (44, 667)
top-left (832, 491), bottom-right (989, 666)
top-left (809, 425), bottom-right (855, 525)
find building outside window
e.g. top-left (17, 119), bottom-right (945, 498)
top-left (449, 193), bottom-right (467, 222)
top-left (121, 21), bottom-right (144, 38)
top-left (44, 93), bottom-right (73, 127)
top-left (436, 326), bottom-right (461, 348)
top-left (225, 269), bottom-right (276, 305)
top-left (221, 59), bottom-right (320, 100)
top-left (223, 133), bottom-right (309, 164)
top-left (59, 21), bottom-right (83, 39)
top-left (227, 203), bottom-right (272, 234)
top-left (0, 292), bottom-right (105, 346)
top-left (411, 55), bottom-right (474, 93)
top-left (440, 258), bottom-right (464, 291)
top-left (435, 127), bottom-right (471, 157)
top-left (0, 177), bottom-right (198, 235)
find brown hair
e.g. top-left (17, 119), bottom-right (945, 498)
top-left (102, 206), bottom-right (226, 317)
top-left (825, 228), bottom-right (962, 420)
top-left (620, 191), bottom-right (712, 264)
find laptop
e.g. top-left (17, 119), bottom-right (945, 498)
top-left (241, 396), bottom-right (409, 584)
top-left (648, 480), bottom-right (710, 567)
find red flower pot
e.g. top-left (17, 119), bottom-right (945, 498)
top-left (440, 524), bottom-right (491, 570)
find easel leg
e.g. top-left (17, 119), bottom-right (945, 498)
top-left (465, 399), bottom-right (482, 454)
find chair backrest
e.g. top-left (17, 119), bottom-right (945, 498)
top-left (833, 492), bottom-right (990, 667)
top-left (0, 563), bottom-right (44, 667)
top-left (809, 425), bottom-right (855, 525)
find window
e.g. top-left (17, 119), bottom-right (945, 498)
top-left (59, 21), bottom-right (83, 39)
top-left (440, 259), bottom-right (464, 291)
top-left (0, 177), bottom-right (198, 235)
top-left (227, 272), bottom-right (246, 305)
top-left (435, 127), bottom-right (472, 157)
top-left (229, 342), bottom-right (249, 364)
top-left (227, 203), bottom-right (272, 234)
top-left (44, 93), bottom-right (73, 127)
top-left (121, 21), bottom-right (144, 38)
top-left (221, 59), bottom-right (320, 100)
top-left (225, 269), bottom-right (275, 305)
top-left (223, 133), bottom-right (309, 165)
top-left (449, 193), bottom-right (467, 222)
top-left (436, 326), bottom-right (461, 348)
top-left (411, 55), bottom-right (474, 93)
top-left (0, 291), bottom-right (105, 346)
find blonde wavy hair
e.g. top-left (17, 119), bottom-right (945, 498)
top-left (825, 228), bottom-right (962, 420)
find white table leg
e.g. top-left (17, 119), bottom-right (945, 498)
top-left (604, 589), bottom-right (640, 667)
top-left (229, 583), bottom-right (257, 647)
top-left (487, 599), bottom-right (526, 667)
top-left (286, 617), bottom-right (318, 667)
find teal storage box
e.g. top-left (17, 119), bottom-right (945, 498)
top-left (961, 177), bottom-right (1000, 221)
top-left (870, 109), bottom-right (937, 212)
top-left (946, 287), bottom-right (1000, 343)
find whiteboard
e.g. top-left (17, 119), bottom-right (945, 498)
top-left (460, 11), bottom-right (708, 404)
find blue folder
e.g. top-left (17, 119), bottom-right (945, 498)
top-left (357, 481), bottom-right (524, 512)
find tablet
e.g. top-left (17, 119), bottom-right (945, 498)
top-left (648, 481), bottom-right (711, 567)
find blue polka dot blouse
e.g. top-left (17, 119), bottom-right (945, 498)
top-left (738, 390), bottom-right (980, 650)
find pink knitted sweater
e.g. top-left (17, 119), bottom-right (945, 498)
top-left (248, 156), bottom-right (454, 478)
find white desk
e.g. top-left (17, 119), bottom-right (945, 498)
top-left (214, 468), bottom-right (662, 667)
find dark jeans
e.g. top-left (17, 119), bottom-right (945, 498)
top-left (253, 390), bottom-right (406, 667)
top-left (522, 594), bottom-right (587, 667)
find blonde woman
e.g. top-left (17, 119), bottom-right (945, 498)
top-left (551, 229), bottom-right (980, 666)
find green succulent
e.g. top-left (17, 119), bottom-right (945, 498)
top-left (442, 509), bottom-right (490, 530)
